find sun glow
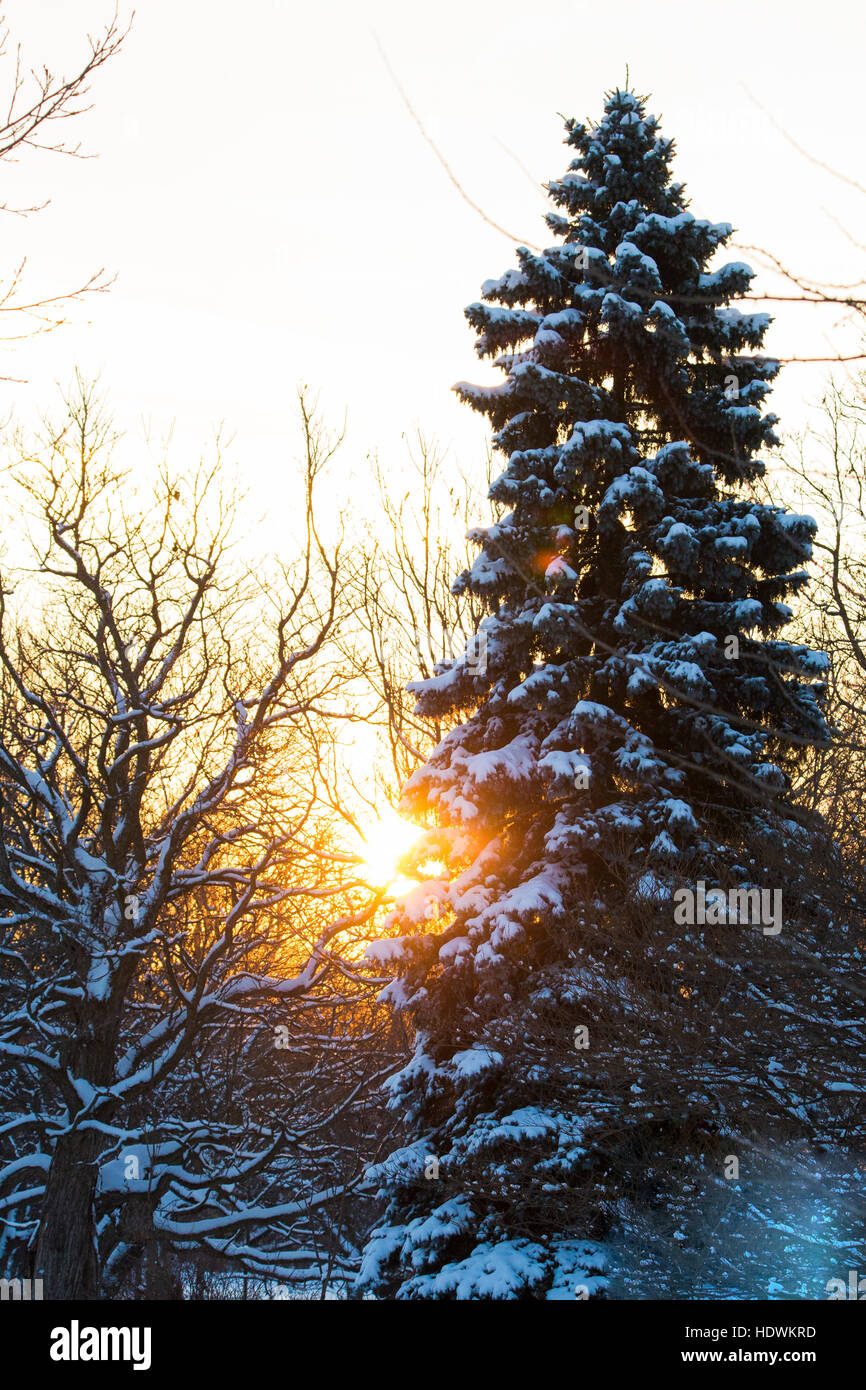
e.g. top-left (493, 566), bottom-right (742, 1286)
top-left (360, 808), bottom-right (426, 893)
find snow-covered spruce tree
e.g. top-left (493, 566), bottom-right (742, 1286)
top-left (357, 89), bottom-right (861, 1301)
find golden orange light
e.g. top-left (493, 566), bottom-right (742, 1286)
top-left (360, 808), bottom-right (425, 894)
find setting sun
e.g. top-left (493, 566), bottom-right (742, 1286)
top-left (360, 808), bottom-right (425, 891)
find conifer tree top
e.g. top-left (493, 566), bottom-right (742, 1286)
top-left (548, 86), bottom-right (687, 228)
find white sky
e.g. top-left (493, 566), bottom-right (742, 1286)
top-left (1, 0), bottom-right (864, 552)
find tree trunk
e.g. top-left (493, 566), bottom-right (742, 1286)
top-left (34, 1129), bottom-right (102, 1300)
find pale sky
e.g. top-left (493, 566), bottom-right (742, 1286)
top-left (1, 0), bottom-right (864, 551)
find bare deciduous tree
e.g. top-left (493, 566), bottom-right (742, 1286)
top-left (0, 6), bottom-right (128, 358)
top-left (0, 381), bottom-right (389, 1299)
top-left (348, 435), bottom-right (492, 790)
